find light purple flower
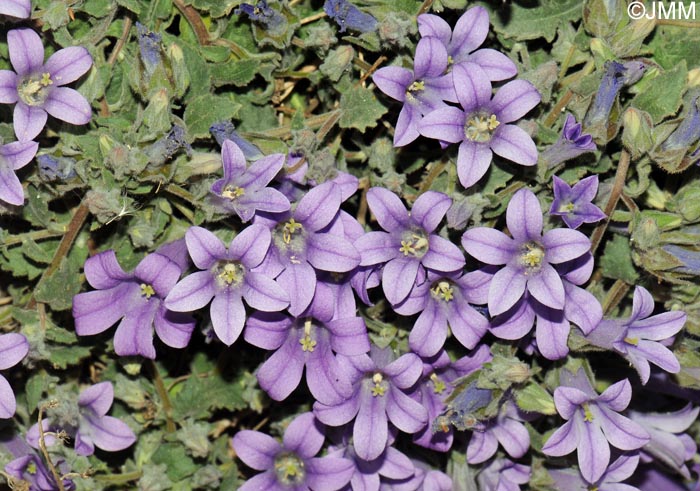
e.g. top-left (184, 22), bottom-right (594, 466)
top-left (73, 249), bottom-right (195, 358)
top-left (3, 435), bottom-right (74, 490)
top-left (232, 412), bottom-right (354, 491)
top-left (0, 28), bottom-right (92, 141)
top-left (0, 333), bottom-right (29, 418)
top-left (314, 347), bottom-right (428, 461)
top-left (418, 6), bottom-right (517, 81)
top-left (373, 37), bottom-right (454, 146)
top-left (394, 269), bottom-right (489, 356)
top-left (542, 370), bottom-right (650, 483)
top-left (585, 286), bottom-right (686, 384)
top-left (476, 458), bottom-right (530, 491)
top-left (210, 140), bottom-right (290, 222)
top-left (165, 225), bottom-right (288, 346)
top-left (419, 62), bottom-right (540, 189)
top-left (0, 0), bottom-right (30, 18)
top-left (0, 140), bottom-right (38, 206)
top-left (355, 188), bottom-right (464, 306)
top-left (379, 459), bottom-right (452, 491)
top-left (540, 113), bottom-right (597, 168)
top-left (466, 401), bottom-right (530, 465)
top-left (549, 175), bottom-right (606, 229)
top-left (244, 283), bottom-right (369, 405)
top-left (549, 454), bottom-right (640, 491)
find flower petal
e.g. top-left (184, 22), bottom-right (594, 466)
top-left (366, 187), bottom-right (410, 233)
top-left (354, 389), bottom-right (389, 461)
top-left (113, 304), bottom-right (157, 359)
top-left (283, 412), bottom-right (324, 459)
top-left (490, 79), bottom-right (541, 123)
top-left (534, 305), bottom-right (570, 360)
top-left (307, 233), bottom-right (360, 272)
top-left (243, 272), bottom-right (289, 312)
top-left (13, 102), bottom-right (47, 141)
top-left (44, 47), bottom-right (92, 86)
top-left (384, 352), bottom-right (423, 389)
top-left (278, 261), bottom-right (316, 317)
top-left (44, 87), bottom-right (92, 125)
top-left (0, 333), bottom-right (28, 371)
top-left (577, 419), bottom-right (610, 483)
top-left (422, 235), bottom-right (465, 272)
top-left (468, 48), bottom-right (518, 81)
top-left (8, 29), bottom-right (44, 76)
top-left (488, 265), bottom-right (527, 316)
top-left (382, 256), bottom-right (419, 305)
top-left (232, 430), bottom-right (281, 471)
top-left (418, 106), bottom-right (465, 144)
top-left (154, 308), bottom-right (195, 349)
top-left (1, 140), bottom-right (38, 170)
top-left (596, 406), bottom-right (650, 451)
top-left (230, 224), bottom-right (271, 268)
top-left (306, 456), bottom-right (355, 491)
top-left (0, 70), bottom-right (18, 103)
top-left (0, 375), bottom-right (18, 418)
top-left (452, 6), bottom-right (489, 55)
top-left (185, 226), bottom-right (225, 269)
top-left (78, 382), bottom-right (113, 416)
top-left (506, 188), bottom-right (542, 243)
top-left (542, 228), bottom-right (591, 263)
top-left (210, 289), bottom-right (245, 346)
top-left (466, 430), bottom-right (498, 464)
top-left (409, 302), bottom-right (446, 357)
top-left (73, 285), bottom-right (131, 336)
top-left (221, 139), bottom-right (246, 177)
top-left (83, 250), bottom-right (130, 289)
top-left (164, 271), bottom-right (216, 312)
top-left (447, 301), bottom-right (488, 350)
top-left (0, 160), bottom-right (24, 205)
top-left (355, 231), bottom-right (397, 266)
top-left (83, 414), bottom-right (136, 452)
top-left (373, 66), bottom-right (411, 102)
top-left (394, 103), bottom-right (421, 147)
top-left (461, 227), bottom-right (515, 265)
top-left (295, 181), bottom-right (341, 232)
top-left (386, 388), bottom-right (428, 433)
top-left (491, 124), bottom-right (538, 166)
top-left (541, 419), bottom-right (577, 457)
top-left (452, 62), bottom-right (492, 111)
top-left (414, 37), bottom-right (448, 79)
top-left (257, 336), bottom-right (304, 401)
top-left (527, 263), bottom-right (565, 310)
top-left (411, 191), bottom-right (451, 233)
top-left (456, 139), bottom-right (493, 188)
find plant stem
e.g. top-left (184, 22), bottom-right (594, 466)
top-left (38, 401), bottom-right (65, 491)
top-left (150, 360), bottom-right (176, 433)
top-left (589, 150), bottom-right (631, 255)
top-left (602, 279), bottom-right (631, 315)
top-left (173, 0), bottom-right (210, 45)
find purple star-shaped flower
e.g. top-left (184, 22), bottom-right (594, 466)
top-left (419, 62), bottom-right (540, 188)
top-left (549, 175), bottom-right (606, 229)
top-left (73, 248), bottom-right (195, 359)
top-left (314, 347), bottom-right (428, 461)
top-left (0, 28), bottom-right (92, 141)
top-left (542, 369), bottom-right (650, 483)
top-left (540, 113), bottom-right (597, 168)
top-left (0, 0), bottom-right (30, 18)
top-left (476, 458), bottom-right (530, 491)
top-left (244, 283), bottom-right (370, 405)
top-left (28, 382), bottom-right (136, 456)
top-left (355, 188), bottom-right (464, 306)
top-left (373, 37), bottom-right (454, 146)
top-left (393, 269), bottom-right (489, 356)
top-left (549, 454), bottom-right (640, 491)
top-left (165, 225), bottom-right (288, 346)
top-left (0, 140), bottom-right (38, 206)
top-left (380, 458), bottom-right (453, 491)
top-left (3, 435), bottom-right (75, 490)
top-left (417, 6), bottom-right (517, 81)
top-left (0, 333), bottom-right (29, 418)
top-left (585, 286), bottom-right (686, 384)
top-left (467, 401), bottom-right (530, 465)
top-left (210, 140), bottom-right (290, 222)
top-left (232, 412), bottom-right (354, 491)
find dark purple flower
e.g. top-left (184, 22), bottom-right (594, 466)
top-left (355, 188), bottom-right (464, 306)
top-left (476, 458), bottom-right (530, 491)
top-left (417, 7), bottom-right (517, 81)
top-left (0, 139), bottom-right (38, 205)
top-left (165, 225), bottom-right (287, 346)
top-left (549, 454), bottom-right (640, 491)
top-left (0, 29), bottom-right (92, 141)
top-left (244, 283), bottom-right (369, 405)
top-left (585, 286), bottom-right (686, 384)
top-left (541, 113), bottom-right (597, 168)
top-left (232, 412), bottom-right (354, 491)
top-left (135, 22), bottom-right (162, 76)
top-left (73, 249), bottom-right (195, 358)
top-left (37, 153), bottom-right (77, 181)
top-left (373, 37), bottom-right (454, 146)
top-left (0, 0), bottom-right (30, 18)
top-left (549, 175), bottom-right (606, 229)
top-left (209, 120), bottom-right (263, 159)
top-left (660, 97), bottom-right (700, 152)
top-left (28, 382), bottom-right (136, 456)
top-left (3, 435), bottom-right (74, 490)
top-left (466, 401), bottom-right (530, 464)
top-left (542, 370), bottom-right (649, 483)
top-left (0, 333), bottom-right (29, 418)
top-left (210, 140), bottom-right (290, 222)
top-left (235, 1), bottom-right (285, 31)
top-left (314, 347), bottom-right (428, 461)
top-left (144, 125), bottom-right (192, 166)
top-left (393, 269), bottom-right (489, 356)
top-left (324, 0), bottom-right (377, 33)
top-left (419, 62), bottom-right (540, 188)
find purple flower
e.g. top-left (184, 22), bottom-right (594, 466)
top-left (244, 283), bottom-right (369, 405)
top-left (28, 382), bottom-right (136, 456)
top-left (209, 120), bottom-right (263, 159)
top-left (373, 37), bottom-right (454, 146)
top-left (660, 97), bottom-right (700, 152)
top-left (0, 140), bottom-right (38, 205)
top-left (0, 333), bottom-right (29, 418)
top-left (549, 454), bottom-right (640, 491)
top-left (380, 459), bottom-right (452, 491)
top-left (135, 22), bottom-right (163, 76)
top-left (232, 412), bottom-right (354, 491)
top-left (0, 29), bottom-right (92, 141)
top-left (476, 458), bottom-right (530, 491)
top-left (210, 140), bottom-right (290, 222)
top-left (0, 0), bottom-right (30, 18)
top-left (542, 370), bottom-right (650, 483)
top-left (419, 62), bottom-right (540, 188)
top-left (144, 125), bottom-right (192, 166)
top-left (466, 401), bottom-right (530, 465)
top-left (314, 347), bottom-right (428, 461)
top-left (324, 0), bottom-right (377, 33)
top-left (235, 1), bottom-right (285, 31)
top-left (73, 249), bottom-right (195, 359)
top-left (165, 225), bottom-right (288, 346)
top-left (549, 175), bottom-right (606, 229)
top-left (585, 286), bottom-right (686, 384)
top-left (417, 7), bottom-right (517, 81)
top-left (3, 435), bottom-right (74, 490)
top-left (393, 269), bottom-right (489, 356)
top-left (355, 188), bottom-right (464, 306)
top-left (629, 404), bottom-right (699, 479)
top-left (540, 114), bottom-right (597, 168)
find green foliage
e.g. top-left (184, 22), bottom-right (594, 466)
top-left (483, 0), bottom-right (583, 42)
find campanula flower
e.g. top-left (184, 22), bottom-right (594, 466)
top-left (549, 175), bottom-right (606, 229)
top-left (0, 333), bottom-right (29, 418)
top-left (549, 454), bottom-right (640, 491)
top-left (466, 401), bottom-right (530, 464)
top-left (3, 435), bottom-right (75, 490)
top-left (476, 458), bottom-right (530, 491)
top-left (0, 140), bottom-right (38, 206)
top-left (209, 121), bottom-right (263, 160)
top-left (135, 22), bottom-right (163, 76)
top-left (324, 0), bottom-right (377, 33)
top-left (540, 113), bottom-right (597, 168)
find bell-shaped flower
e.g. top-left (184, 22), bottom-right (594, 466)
top-left (3, 435), bottom-right (75, 490)
top-left (549, 454), bottom-right (640, 491)
top-left (476, 458), bottom-right (530, 491)
top-left (549, 175), bottom-right (606, 229)
top-left (467, 401), bottom-right (530, 464)
top-left (540, 113), bottom-right (597, 168)
top-left (0, 333), bottom-right (29, 418)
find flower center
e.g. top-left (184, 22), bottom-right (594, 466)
top-left (282, 218), bottom-right (304, 244)
top-left (623, 336), bottom-right (639, 346)
top-left (140, 283), bottom-right (156, 299)
top-left (518, 241), bottom-right (545, 272)
top-left (399, 230), bottom-right (429, 258)
top-left (18, 72), bottom-right (53, 106)
top-left (465, 113), bottom-right (500, 143)
top-left (430, 373), bottom-right (446, 394)
top-left (405, 80), bottom-right (425, 101)
top-left (274, 452), bottom-right (306, 485)
top-left (370, 372), bottom-right (387, 397)
top-left (430, 280), bottom-right (454, 302)
top-left (559, 202), bottom-right (575, 213)
top-left (215, 261), bottom-right (245, 286)
top-left (221, 185), bottom-right (245, 201)
top-left (582, 402), bottom-right (594, 423)
top-left (299, 320), bottom-right (317, 352)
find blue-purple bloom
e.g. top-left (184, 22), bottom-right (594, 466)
top-left (210, 140), bottom-right (290, 222)
top-left (466, 401), bottom-right (530, 464)
top-left (144, 125), bottom-right (192, 166)
top-left (549, 175), bottom-right (606, 229)
top-left (324, 0), bottom-right (377, 33)
top-left (419, 63), bottom-right (540, 188)
top-left (0, 28), bottom-right (93, 141)
top-left (209, 120), bottom-right (263, 159)
top-left (3, 435), bottom-right (75, 490)
top-left (73, 247), bottom-right (195, 358)
top-left (542, 370), bottom-right (649, 483)
top-left (0, 333), bottom-right (29, 418)
top-left (355, 188), bottom-right (464, 306)
top-left (660, 96), bottom-right (700, 152)
top-left (232, 412), bottom-right (354, 491)
top-left (476, 458), bottom-right (530, 491)
top-left (0, 140), bottom-right (38, 205)
top-left (135, 22), bottom-right (163, 76)
top-left (540, 113), bottom-right (597, 168)
top-left (235, 1), bottom-right (285, 31)
top-left (165, 225), bottom-right (288, 346)
top-left (549, 454), bottom-right (640, 491)
top-left (37, 153), bottom-right (77, 181)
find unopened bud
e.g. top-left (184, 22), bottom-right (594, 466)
top-left (622, 108), bottom-right (653, 159)
top-left (504, 362), bottom-right (531, 383)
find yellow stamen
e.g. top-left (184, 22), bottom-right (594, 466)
top-left (520, 242), bottom-right (545, 269)
top-left (283, 218), bottom-right (303, 244)
top-left (624, 336), bottom-right (639, 346)
top-left (430, 373), bottom-right (446, 394)
top-left (465, 114), bottom-right (500, 142)
top-left (221, 185), bottom-right (245, 200)
top-left (371, 372), bottom-right (386, 397)
top-left (140, 283), bottom-right (155, 299)
top-left (582, 402), bottom-right (594, 423)
top-left (399, 234), bottom-right (429, 257)
top-left (431, 281), bottom-right (454, 302)
top-left (300, 320), bottom-right (316, 352)
top-left (408, 80), bottom-right (425, 92)
top-left (40, 72), bottom-right (53, 86)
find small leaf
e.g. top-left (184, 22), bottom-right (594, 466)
top-left (184, 94), bottom-right (241, 139)
top-left (339, 85), bottom-right (387, 132)
top-left (600, 234), bottom-right (639, 283)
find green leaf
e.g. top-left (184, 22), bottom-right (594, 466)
top-left (600, 234), bottom-right (639, 283)
top-left (211, 59), bottom-right (262, 88)
top-left (34, 235), bottom-right (88, 311)
top-left (339, 85), bottom-right (387, 132)
top-left (648, 25), bottom-right (700, 70)
top-left (171, 368), bottom-right (247, 420)
top-left (184, 93), bottom-right (242, 139)
top-left (48, 345), bottom-right (93, 369)
top-left (152, 444), bottom-right (198, 482)
top-left (115, 0), bottom-right (142, 14)
top-left (481, 0), bottom-right (583, 42)
top-left (631, 62), bottom-right (688, 124)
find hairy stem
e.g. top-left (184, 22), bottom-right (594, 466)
top-left (589, 150), bottom-right (631, 255)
